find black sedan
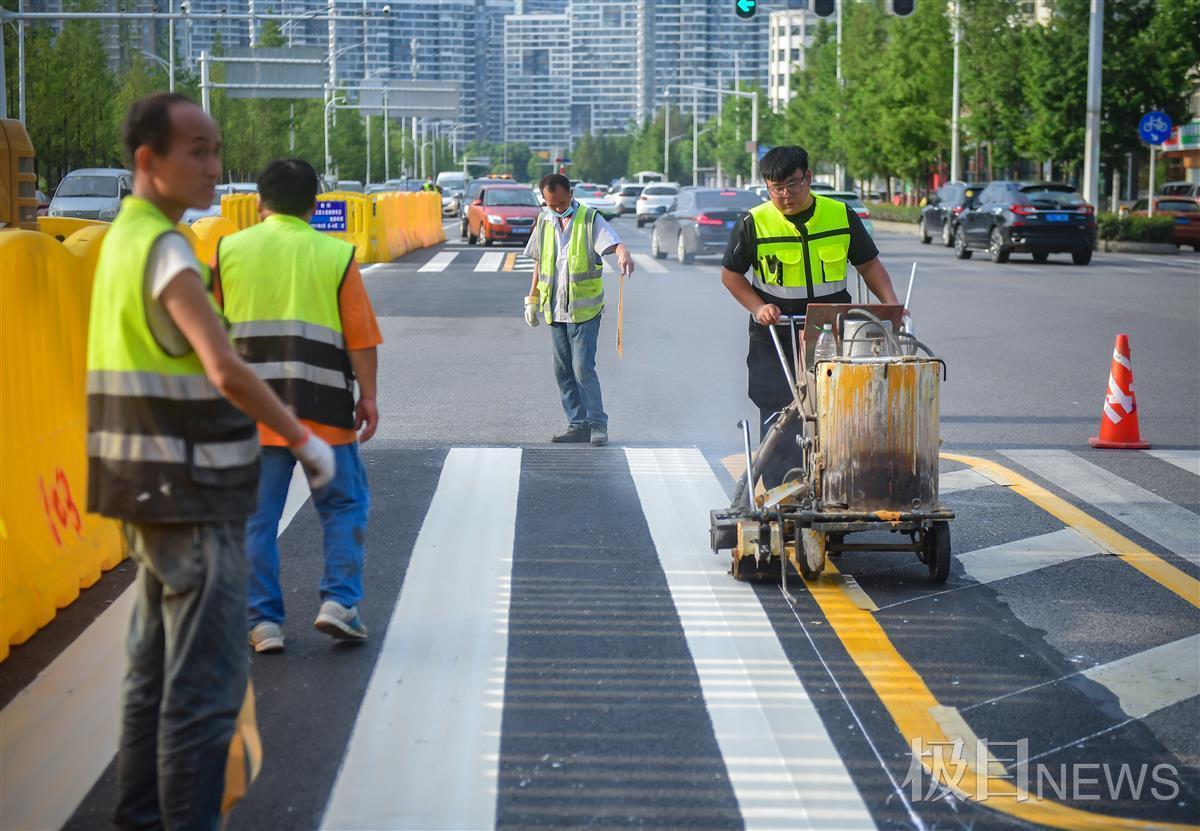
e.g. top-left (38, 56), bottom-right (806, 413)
top-left (955, 181), bottom-right (1097, 265)
top-left (650, 188), bottom-right (764, 264)
top-left (920, 181), bottom-right (984, 247)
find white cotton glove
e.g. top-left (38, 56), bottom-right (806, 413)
top-left (290, 429), bottom-right (336, 490)
top-left (524, 295), bottom-right (540, 328)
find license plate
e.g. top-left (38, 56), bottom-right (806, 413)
top-left (1046, 213), bottom-right (1070, 222)
top-left (726, 220), bottom-right (736, 229)
top-left (1176, 217), bottom-right (1188, 224)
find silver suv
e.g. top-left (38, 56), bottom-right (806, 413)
top-left (48, 168), bottom-right (132, 221)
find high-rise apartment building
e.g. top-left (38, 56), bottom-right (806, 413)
top-left (503, 14), bottom-right (571, 152)
top-left (481, 0), bottom-right (516, 142)
top-left (567, 0), bottom-right (649, 141)
top-left (767, 8), bottom-right (817, 114)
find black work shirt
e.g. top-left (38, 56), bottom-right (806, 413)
top-left (722, 201), bottom-right (879, 314)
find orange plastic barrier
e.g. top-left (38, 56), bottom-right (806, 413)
top-left (0, 229), bottom-right (124, 662)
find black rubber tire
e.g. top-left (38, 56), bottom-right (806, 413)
top-left (677, 233), bottom-right (693, 265)
top-left (651, 229), bottom-right (666, 259)
top-left (942, 220), bottom-right (954, 247)
top-left (926, 522), bottom-right (951, 583)
top-left (953, 226), bottom-right (973, 260)
top-left (467, 230), bottom-right (477, 245)
top-left (1032, 250), bottom-right (1049, 263)
top-left (482, 227), bottom-right (493, 247)
top-left (460, 219), bottom-right (468, 239)
top-left (636, 218), bottom-right (645, 228)
top-left (1072, 248), bottom-right (1093, 265)
top-left (919, 218), bottom-right (931, 244)
top-left (989, 227), bottom-right (1009, 264)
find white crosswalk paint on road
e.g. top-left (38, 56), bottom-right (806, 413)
top-left (625, 447), bottom-right (875, 831)
top-left (321, 448), bottom-right (521, 831)
top-left (418, 251), bottom-right (458, 272)
top-left (632, 253), bottom-right (667, 273)
top-left (1002, 449), bottom-right (1200, 568)
top-left (957, 528), bottom-right (1102, 585)
top-left (939, 467), bottom-right (994, 495)
top-left (475, 252), bottom-right (504, 272)
top-left (1082, 634), bottom-right (1200, 719)
top-left (1143, 449), bottom-right (1200, 478)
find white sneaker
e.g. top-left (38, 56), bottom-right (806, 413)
top-left (249, 621), bottom-right (284, 653)
top-left (314, 600), bottom-right (367, 641)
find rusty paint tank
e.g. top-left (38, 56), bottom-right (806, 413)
top-left (815, 358), bottom-right (941, 513)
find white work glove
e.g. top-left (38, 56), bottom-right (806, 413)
top-left (290, 429), bottom-right (336, 490)
top-left (524, 295), bottom-right (540, 328)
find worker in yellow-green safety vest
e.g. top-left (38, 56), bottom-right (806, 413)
top-left (523, 173), bottom-right (634, 447)
top-left (86, 92), bottom-right (335, 831)
top-left (720, 146), bottom-right (902, 490)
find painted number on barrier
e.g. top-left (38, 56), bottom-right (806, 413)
top-left (311, 200), bottom-right (347, 232)
top-left (39, 469), bottom-right (82, 547)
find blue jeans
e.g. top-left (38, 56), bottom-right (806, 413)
top-left (114, 520), bottom-right (249, 831)
top-left (550, 314), bottom-right (607, 429)
top-left (245, 443), bottom-right (370, 628)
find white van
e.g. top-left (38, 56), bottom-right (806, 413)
top-left (47, 168), bottom-right (132, 221)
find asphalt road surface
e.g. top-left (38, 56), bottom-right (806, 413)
top-left (3, 215), bottom-right (1198, 831)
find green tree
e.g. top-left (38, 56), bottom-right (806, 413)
top-left (839, 0), bottom-right (890, 188)
top-left (781, 22), bottom-right (840, 175)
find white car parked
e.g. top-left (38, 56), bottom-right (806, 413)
top-left (608, 183), bottom-right (645, 215)
top-left (635, 183), bottom-right (680, 227)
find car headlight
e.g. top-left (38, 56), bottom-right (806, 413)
top-left (487, 214), bottom-right (505, 225)
top-left (98, 208), bottom-right (118, 220)
top-left (49, 208), bottom-right (62, 217)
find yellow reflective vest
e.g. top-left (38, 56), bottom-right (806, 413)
top-left (536, 204), bottom-right (604, 324)
top-left (747, 194), bottom-right (850, 300)
top-left (85, 196), bottom-right (259, 522)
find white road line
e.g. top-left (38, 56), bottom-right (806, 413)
top-left (1082, 634), bottom-right (1200, 719)
top-left (321, 448), bottom-right (521, 831)
top-left (417, 251), bottom-right (458, 272)
top-left (0, 469), bottom-right (312, 831)
top-left (939, 467), bottom-right (994, 495)
top-left (625, 447), bottom-right (874, 831)
top-left (1002, 449), bottom-right (1200, 568)
top-left (1143, 449), bottom-right (1200, 478)
top-left (957, 528), bottom-right (1102, 585)
top-left (361, 263), bottom-right (387, 274)
top-left (475, 252), bottom-right (504, 272)
top-left (632, 253), bottom-right (667, 273)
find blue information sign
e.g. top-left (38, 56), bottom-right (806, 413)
top-left (1138, 111), bottom-right (1173, 146)
top-left (311, 200), bottom-right (347, 232)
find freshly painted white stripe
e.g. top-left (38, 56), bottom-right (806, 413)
top-left (1082, 634), bottom-right (1200, 719)
top-left (938, 467), bottom-right (994, 495)
top-left (1144, 449), bottom-right (1200, 478)
top-left (475, 251), bottom-right (504, 271)
top-left (1002, 449), bottom-right (1200, 568)
top-left (625, 447), bottom-right (874, 830)
top-left (0, 468), bottom-right (311, 831)
top-left (957, 528), bottom-right (1101, 585)
top-left (418, 251), bottom-right (458, 272)
top-left (361, 263), bottom-right (387, 274)
top-left (321, 448), bottom-right (521, 831)
top-left (632, 253), bottom-right (667, 273)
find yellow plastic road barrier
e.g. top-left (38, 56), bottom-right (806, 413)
top-left (191, 215), bottom-right (240, 268)
top-left (315, 191), bottom-right (373, 264)
top-left (0, 230), bottom-right (123, 662)
top-left (221, 192), bottom-right (260, 230)
top-left (36, 216), bottom-right (105, 242)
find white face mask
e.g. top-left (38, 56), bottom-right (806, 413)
top-left (551, 202), bottom-right (576, 220)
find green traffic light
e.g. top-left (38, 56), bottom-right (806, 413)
top-left (735, 0), bottom-right (756, 19)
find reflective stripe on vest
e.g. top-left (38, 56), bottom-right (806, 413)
top-left (536, 205), bottom-right (604, 324)
top-left (218, 213), bottom-right (357, 429)
top-left (85, 196), bottom-right (259, 523)
top-left (747, 194), bottom-right (850, 300)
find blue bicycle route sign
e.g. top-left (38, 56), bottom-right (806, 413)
top-left (1138, 111), bottom-right (1173, 145)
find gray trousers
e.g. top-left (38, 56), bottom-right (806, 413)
top-left (113, 520), bottom-right (249, 831)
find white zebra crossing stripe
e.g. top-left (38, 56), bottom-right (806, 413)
top-left (475, 252), bottom-right (504, 271)
top-left (633, 253), bottom-right (667, 273)
top-left (1144, 449), bottom-right (1200, 478)
top-left (1002, 449), bottom-right (1200, 568)
top-left (321, 448), bottom-right (521, 831)
top-left (939, 467), bottom-right (994, 494)
top-left (957, 528), bottom-right (1101, 584)
top-left (625, 447), bottom-right (875, 830)
top-left (1082, 634), bottom-right (1200, 719)
top-left (418, 251), bottom-right (458, 272)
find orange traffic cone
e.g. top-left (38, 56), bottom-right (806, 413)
top-left (1089, 334), bottom-right (1150, 449)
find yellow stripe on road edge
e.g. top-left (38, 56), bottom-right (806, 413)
top-left (503, 253), bottom-right (516, 271)
top-left (942, 453), bottom-right (1200, 610)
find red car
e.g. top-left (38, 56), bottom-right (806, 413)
top-left (1129, 198), bottom-right (1200, 251)
top-left (466, 184), bottom-right (541, 246)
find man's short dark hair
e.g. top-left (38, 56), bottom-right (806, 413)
top-left (257, 159), bottom-right (320, 216)
top-left (121, 92), bottom-right (197, 164)
top-left (539, 173), bottom-right (571, 194)
top-left (760, 146), bottom-right (810, 183)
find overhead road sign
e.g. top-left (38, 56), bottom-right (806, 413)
top-left (734, 0), bottom-right (756, 19)
top-left (358, 81), bottom-right (462, 119)
top-left (225, 47), bottom-right (325, 99)
top-left (1138, 111), bottom-right (1173, 145)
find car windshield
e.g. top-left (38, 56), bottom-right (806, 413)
top-left (619, 186), bottom-right (644, 196)
top-left (644, 186), bottom-right (678, 197)
top-left (484, 189), bottom-right (538, 207)
top-left (574, 187), bottom-right (607, 198)
top-left (1161, 184), bottom-right (1197, 196)
top-left (56, 175), bottom-right (118, 198)
top-left (1020, 186), bottom-right (1085, 208)
top-left (1158, 200), bottom-right (1199, 213)
top-left (696, 190), bottom-right (762, 210)
top-left (827, 193), bottom-right (869, 212)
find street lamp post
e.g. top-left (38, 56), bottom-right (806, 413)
top-left (1082, 0), bottom-right (1104, 209)
top-left (168, 0), bottom-right (175, 92)
top-left (950, 0), bottom-right (961, 182)
top-left (325, 90), bottom-right (347, 181)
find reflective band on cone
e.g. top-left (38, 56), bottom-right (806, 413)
top-left (1089, 333), bottom-right (1150, 449)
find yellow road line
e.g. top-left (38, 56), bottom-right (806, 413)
top-left (942, 453), bottom-right (1200, 609)
top-left (503, 253), bottom-right (516, 271)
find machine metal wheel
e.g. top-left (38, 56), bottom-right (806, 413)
top-left (677, 233), bottom-right (693, 264)
top-left (798, 529), bottom-right (826, 580)
top-left (925, 522), bottom-right (951, 583)
top-left (919, 218), bottom-right (931, 244)
top-left (989, 227), bottom-right (1010, 263)
top-left (954, 226), bottom-right (973, 260)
